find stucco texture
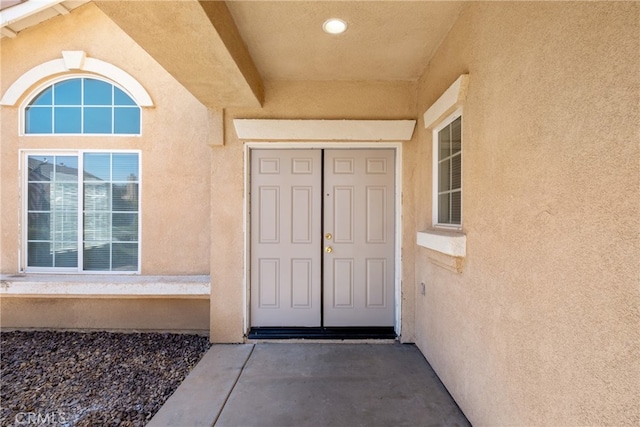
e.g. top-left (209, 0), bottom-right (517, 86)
top-left (1, 297), bottom-right (209, 333)
top-left (412, 3), bottom-right (639, 426)
top-left (0, 3), bottom-right (211, 275)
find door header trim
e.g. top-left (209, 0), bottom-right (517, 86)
top-left (234, 119), bottom-right (415, 141)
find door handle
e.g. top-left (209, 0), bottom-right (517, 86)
top-left (325, 246), bottom-right (333, 253)
top-left (325, 233), bottom-right (333, 240)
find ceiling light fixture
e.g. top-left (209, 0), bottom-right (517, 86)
top-left (323, 18), bottom-right (347, 35)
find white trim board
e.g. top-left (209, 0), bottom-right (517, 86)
top-left (416, 230), bottom-right (466, 257)
top-left (1, 0), bottom-right (65, 28)
top-left (423, 74), bottom-right (469, 129)
top-left (0, 51), bottom-right (153, 107)
top-left (234, 119), bottom-right (415, 141)
top-left (0, 275), bottom-right (210, 298)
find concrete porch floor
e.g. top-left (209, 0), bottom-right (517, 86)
top-left (148, 343), bottom-right (470, 427)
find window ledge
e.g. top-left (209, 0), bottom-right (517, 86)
top-left (0, 275), bottom-right (210, 298)
top-left (417, 229), bottom-right (466, 257)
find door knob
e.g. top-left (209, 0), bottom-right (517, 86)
top-left (325, 233), bottom-right (333, 240)
top-left (325, 246), bottom-right (333, 253)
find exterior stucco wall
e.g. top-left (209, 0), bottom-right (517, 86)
top-left (211, 80), bottom-right (417, 342)
top-left (413, 3), bottom-right (639, 426)
top-left (0, 3), bottom-right (211, 276)
top-left (1, 297), bottom-right (209, 333)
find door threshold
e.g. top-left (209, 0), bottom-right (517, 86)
top-left (247, 327), bottom-right (396, 340)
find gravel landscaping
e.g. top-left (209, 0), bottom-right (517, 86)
top-left (1, 331), bottom-right (211, 427)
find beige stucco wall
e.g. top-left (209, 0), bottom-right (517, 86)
top-left (1, 297), bottom-right (209, 333)
top-left (412, 2), bottom-right (639, 426)
top-left (0, 3), bottom-right (211, 275)
top-left (211, 80), bottom-right (418, 342)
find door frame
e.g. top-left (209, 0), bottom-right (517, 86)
top-left (243, 142), bottom-right (403, 336)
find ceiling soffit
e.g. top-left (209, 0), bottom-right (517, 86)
top-left (226, 1), bottom-right (465, 81)
top-left (1, 0), bottom-right (90, 38)
top-left (94, 0), bottom-right (263, 108)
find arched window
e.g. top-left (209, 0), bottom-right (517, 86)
top-left (1, 52), bottom-right (151, 273)
top-left (24, 77), bottom-right (141, 135)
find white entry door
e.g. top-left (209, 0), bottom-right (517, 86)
top-left (250, 149), bottom-right (395, 327)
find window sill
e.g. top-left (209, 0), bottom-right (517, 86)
top-left (416, 229), bottom-right (466, 257)
top-left (0, 274), bottom-right (210, 298)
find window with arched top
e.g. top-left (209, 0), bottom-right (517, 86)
top-left (0, 52), bottom-right (152, 273)
top-left (20, 80), bottom-right (142, 272)
top-left (24, 77), bottom-right (141, 135)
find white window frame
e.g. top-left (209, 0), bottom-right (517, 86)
top-left (19, 74), bottom-right (142, 137)
top-left (432, 108), bottom-right (463, 230)
top-left (20, 149), bottom-right (142, 274)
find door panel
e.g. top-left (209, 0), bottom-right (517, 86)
top-left (251, 150), bottom-right (322, 326)
top-left (323, 149), bottom-right (395, 326)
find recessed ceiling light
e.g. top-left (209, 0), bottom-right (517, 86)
top-left (323, 18), bottom-right (347, 35)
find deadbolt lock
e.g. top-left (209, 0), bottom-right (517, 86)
top-left (325, 246), bottom-right (333, 253)
top-left (325, 233), bottom-right (333, 240)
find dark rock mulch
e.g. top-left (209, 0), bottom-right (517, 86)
top-left (0, 331), bottom-right (211, 427)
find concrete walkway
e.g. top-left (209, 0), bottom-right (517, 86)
top-left (148, 343), bottom-right (470, 427)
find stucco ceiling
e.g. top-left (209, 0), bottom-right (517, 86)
top-left (226, 1), bottom-right (464, 81)
top-left (1, 1), bottom-right (465, 107)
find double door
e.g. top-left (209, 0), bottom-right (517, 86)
top-left (250, 149), bottom-right (395, 327)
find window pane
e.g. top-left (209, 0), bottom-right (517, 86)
top-left (112, 154), bottom-right (139, 181)
top-left (438, 160), bottom-right (450, 192)
top-left (54, 79), bottom-right (81, 105)
top-left (28, 183), bottom-right (51, 211)
top-left (55, 156), bottom-right (78, 181)
top-left (451, 117), bottom-right (462, 154)
top-left (84, 79), bottom-right (112, 105)
top-left (114, 87), bottom-right (136, 106)
top-left (51, 211), bottom-right (77, 242)
top-left (28, 213), bottom-right (51, 240)
top-left (54, 242), bottom-right (78, 268)
top-left (451, 154), bottom-right (461, 191)
top-left (84, 184), bottom-right (111, 211)
top-left (25, 79), bottom-right (139, 135)
top-left (451, 191), bottom-right (461, 224)
top-left (29, 87), bottom-right (53, 106)
top-left (113, 213), bottom-right (138, 241)
top-left (28, 242), bottom-right (52, 267)
top-left (114, 107), bottom-right (141, 134)
top-left (52, 189), bottom-right (78, 241)
top-left (112, 183), bottom-right (138, 211)
top-left (54, 107), bottom-right (81, 133)
top-left (112, 243), bottom-right (138, 271)
top-left (439, 126), bottom-right (450, 160)
top-left (438, 193), bottom-right (450, 224)
top-left (25, 107), bottom-right (52, 133)
top-left (28, 157), bottom-right (52, 181)
top-left (84, 153), bottom-right (111, 181)
top-left (84, 242), bottom-right (110, 271)
top-left (53, 210), bottom-right (78, 241)
top-left (53, 183), bottom-right (78, 211)
top-left (84, 107), bottom-right (112, 134)
top-left (84, 213), bottom-right (111, 241)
